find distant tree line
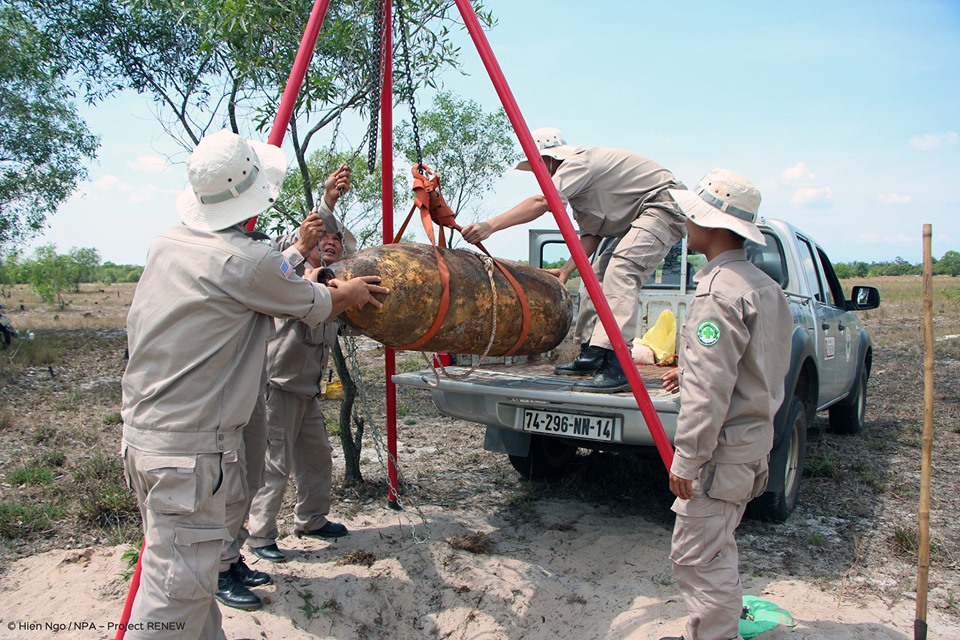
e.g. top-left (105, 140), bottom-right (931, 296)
top-left (833, 251), bottom-right (960, 278)
top-left (0, 245), bottom-right (143, 309)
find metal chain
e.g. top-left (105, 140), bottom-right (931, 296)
top-left (366, 0), bottom-right (387, 173)
top-left (394, 0), bottom-right (423, 170)
top-left (341, 333), bottom-right (431, 543)
top-left (327, 108), bottom-right (344, 173)
top-left (421, 255), bottom-right (498, 384)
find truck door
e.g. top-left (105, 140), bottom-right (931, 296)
top-left (815, 245), bottom-right (860, 398)
top-left (796, 235), bottom-right (845, 402)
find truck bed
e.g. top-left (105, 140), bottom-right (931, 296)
top-left (395, 361), bottom-right (674, 396)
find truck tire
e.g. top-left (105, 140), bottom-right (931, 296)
top-left (0, 326), bottom-right (10, 349)
top-left (748, 396), bottom-right (807, 522)
top-left (828, 367), bottom-right (867, 435)
top-left (508, 435), bottom-right (577, 479)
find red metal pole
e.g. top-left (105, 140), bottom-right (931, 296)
top-left (245, 0), bottom-right (332, 232)
top-left (381, 0), bottom-right (401, 507)
top-left (452, 0), bottom-right (673, 470)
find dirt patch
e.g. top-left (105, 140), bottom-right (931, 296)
top-left (0, 279), bottom-right (958, 639)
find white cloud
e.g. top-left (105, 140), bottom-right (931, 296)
top-left (909, 131), bottom-right (958, 151)
top-left (782, 162), bottom-right (816, 183)
top-left (128, 184), bottom-right (181, 204)
top-left (92, 175), bottom-right (131, 191)
top-left (127, 155), bottom-right (170, 173)
top-left (791, 186), bottom-right (834, 208)
top-left (859, 232), bottom-right (915, 245)
top-left (878, 193), bottom-right (912, 205)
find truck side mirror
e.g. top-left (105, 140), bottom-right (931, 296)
top-left (848, 286), bottom-right (880, 310)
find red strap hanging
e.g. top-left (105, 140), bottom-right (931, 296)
top-left (394, 164), bottom-right (531, 355)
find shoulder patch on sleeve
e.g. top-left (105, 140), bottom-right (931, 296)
top-left (696, 320), bottom-right (721, 347)
top-left (280, 258), bottom-right (293, 279)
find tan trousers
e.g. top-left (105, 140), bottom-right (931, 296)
top-left (220, 393), bottom-right (268, 570)
top-left (246, 386), bottom-right (333, 548)
top-left (670, 459), bottom-right (768, 640)
top-left (583, 208), bottom-right (684, 350)
top-left (122, 444), bottom-right (229, 640)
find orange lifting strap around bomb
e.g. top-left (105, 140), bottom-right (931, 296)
top-left (394, 164), bottom-right (531, 355)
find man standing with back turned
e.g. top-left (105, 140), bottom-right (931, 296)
top-left (657, 168), bottom-right (792, 640)
top-left (120, 130), bottom-right (387, 640)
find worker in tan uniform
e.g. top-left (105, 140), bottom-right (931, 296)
top-left (245, 184), bottom-right (359, 563)
top-left (657, 169), bottom-right (792, 640)
top-left (461, 127), bottom-right (686, 393)
top-left (120, 130), bottom-right (387, 640)
top-left (215, 166), bottom-right (352, 610)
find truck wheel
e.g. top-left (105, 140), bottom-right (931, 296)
top-left (508, 435), bottom-right (577, 479)
top-left (0, 326), bottom-right (10, 349)
top-left (828, 367), bottom-right (867, 435)
top-left (748, 396), bottom-right (807, 522)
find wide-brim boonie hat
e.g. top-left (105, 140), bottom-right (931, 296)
top-left (668, 168), bottom-right (764, 244)
top-left (515, 127), bottom-right (578, 171)
top-left (313, 205), bottom-right (358, 256)
top-left (176, 130), bottom-right (288, 231)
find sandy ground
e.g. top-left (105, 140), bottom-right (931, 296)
top-left (1, 499), bottom-right (954, 640)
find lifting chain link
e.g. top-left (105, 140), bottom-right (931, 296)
top-left (394, 0), bottom-right (423, 171)
top-left (366, 0), bottom-right (387, 173)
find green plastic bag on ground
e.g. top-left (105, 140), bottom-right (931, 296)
top-left (738, 595), bottom-right (796, 639)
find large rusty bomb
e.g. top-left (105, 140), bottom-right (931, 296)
top-left (326, 243), bottom-right (572, 356)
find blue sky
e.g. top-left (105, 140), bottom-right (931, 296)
top-left (26, 0), bottom-right (959, 266)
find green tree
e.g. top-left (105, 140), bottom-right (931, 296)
top-left (69, 247), bottom-right (101, 290)
top-left (394, 90), bottom-right (520, 247)
top-left (23, 0), bottom-right (497, 485)
top-left (0, 5), bottom-right (99, 249)
top-left (934, 250), bottom-right (960, 276)
top-left (21, 245), bottom-right (72, 309)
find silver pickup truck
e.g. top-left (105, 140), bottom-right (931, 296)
top-left (393, 218), bottom-right (881, 522)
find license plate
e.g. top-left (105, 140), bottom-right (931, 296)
top-left (521, 409), bottom-right (617, 442)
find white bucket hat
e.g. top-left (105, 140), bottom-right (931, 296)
top-left (311, 203), bottom-right (358, 256)
top-left (176, 129), bottom-right (288, 231)
top-left (668, 168), bottom-right (764, 244)
top-left (515, 127), bottom-right (578, 171)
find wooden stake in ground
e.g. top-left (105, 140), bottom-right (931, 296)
top-left (915, 223), bottom-right (934, 640)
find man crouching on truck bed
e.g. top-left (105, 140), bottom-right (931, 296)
top-left (461, 127), bottom-right (687, 393)
top-left (656, 168), bottom-right (792, 640)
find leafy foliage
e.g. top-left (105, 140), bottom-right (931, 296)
top-left (0, 5), bottom-right (99, 249)
top-left (394, 90), bottom-right (521, 246)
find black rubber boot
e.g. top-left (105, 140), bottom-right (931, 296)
top-left (574, 349), bottom-right (630, 393)
top-left (234, 556), bottom-right (272, 587)
top-left (554, 344), bottom-right (606, 376)
top-left (215, 568), bottom-right (263, 611)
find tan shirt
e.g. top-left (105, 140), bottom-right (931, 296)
top-left (671, 249), bottom-right (793, 480)
top-left (265, 231), bottom-right (341, 398)
top-left (121, 223), bottom-right (332, 454)
top-left (552, 146), bottom-right (685, 242)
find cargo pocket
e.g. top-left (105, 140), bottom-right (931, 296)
top-left (669, 505), bottom-right (726, 568)
top-left (705, 462), bottom-right (760, 504)
top-left (140, 455), bottom-right (199, 515)
top-left (220, 449), bottom-right (245, 505)
top-left (166, 526), bottom-right (229, 600)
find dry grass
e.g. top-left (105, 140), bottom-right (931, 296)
top-left (1, 282), bottom-right (134, 332)
top-left (855, 275), bottom-right (960, 359)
